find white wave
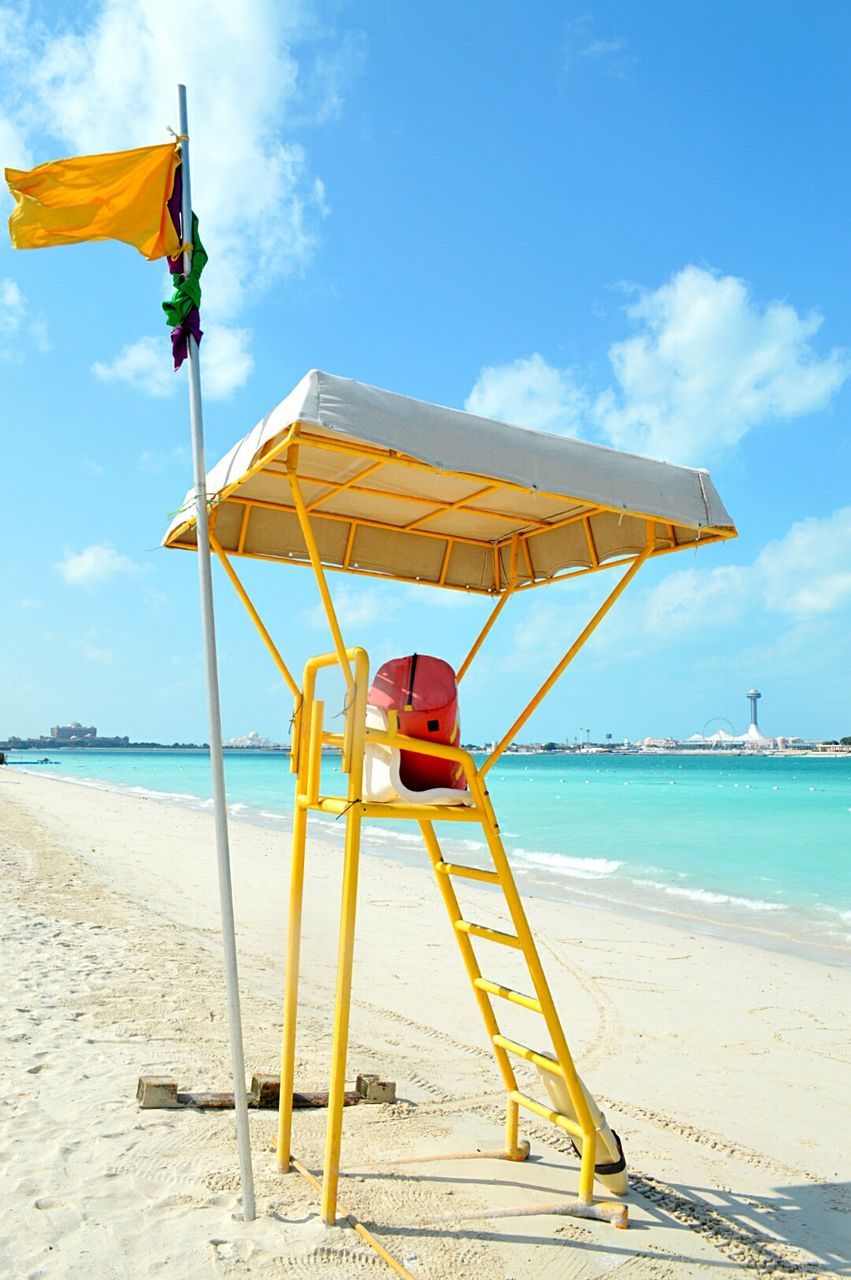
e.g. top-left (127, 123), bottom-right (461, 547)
top-left (124, 783), bottom-right (202, 802)
top-left (362, 825), bottom-right (422, 845)
top-left (634, 880), bottom-right (789, 912)
top-left (512, 849), bottom-right (622, 879)
top-left (23, 771), bottom-right (208, 808)
top-left (16, 770), bottom-right (295, 842)
top-left (361, 825), bottom-right (393, 842)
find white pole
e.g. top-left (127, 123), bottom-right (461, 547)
top-left (176, 82), bottom-right (256, 1222)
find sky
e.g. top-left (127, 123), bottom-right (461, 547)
top-left (2, 0), bottom-right (850, 746)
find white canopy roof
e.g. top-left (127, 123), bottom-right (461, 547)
top-left (739, 724), bottom-right (772, 744)
top-left (164, 370), bottom-right (736, 595)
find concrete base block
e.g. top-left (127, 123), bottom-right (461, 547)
top-left (250, 1074), bottom-right (281, 1107)
top-left (137, 1076), bottom-right (179, 1109)
top-left (355, 1073), bottom-right (396, 1104)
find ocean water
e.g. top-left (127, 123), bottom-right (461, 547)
top-left (9, 748), bottom-right (851, 956)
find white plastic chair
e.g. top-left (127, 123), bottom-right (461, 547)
top-left (362, 705), bottom-right (472, 805)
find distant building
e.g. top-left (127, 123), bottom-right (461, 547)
top-left (51, 722), bottom-right (97, 740)
top-left (225, 731), bottom-right (280, 749)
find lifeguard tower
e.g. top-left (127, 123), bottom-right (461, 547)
top-left (164, 369), bottom-right (736, 1233)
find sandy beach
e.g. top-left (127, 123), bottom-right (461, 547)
top-left (1, 767), bottom-right (848, 1279)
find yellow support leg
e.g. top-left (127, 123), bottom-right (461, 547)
top-left (288, 464), bottom-right (355, 697)
top-left (321, 651), bottom-right (369, 1224)
top-left (505, 1093), bottom-right (522, 1161)
top-left (276, 785), bottom-right (309, 1172)
top-left (209, 534), bottom-right (300, 698)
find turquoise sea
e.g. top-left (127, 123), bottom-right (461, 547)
top-left (9, 749), bottom-right (851, 957)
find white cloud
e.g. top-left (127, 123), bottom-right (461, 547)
top-left (755, 508), bottom-right (851, 618)
top-left (1, 0), bottom-right (355, 376)
top-left (594, 266), bottom-right (850, 463)
top-left (92, 322), bottom-right (252, 399)
top-left (467, 267), bottom-right (850, 465)
top-left (0, 111), bottom-right (30, 169)
top-left (0, 278), bottom-right (24, 326)
top-left (499, 598), bottom-right (572, 673)
top-left (564, 17), bottom-right (633, 78)
top-left (643, 506), bottom-right (851, 634)
top-left (583, 38), bottom-right (626, 58)
top-left (0, 7), bottom-right (32, 164)
top-left (644, 564), bottom-right (749, 635)
top-left (295, 30), bottom-right (366, 126)
top-left (0, 277), bottom-right (48, 355)
top-left (465, 353), bottom-right (587, 435)
top-left (136, 445), bottom-right (189, 474)
top-left (93, 336), bottom-right (175, 396)
top-left (304, 586), bottom-right (396, 631)
top-left (56, 543), bottom-right (142, 586)
top-left (84, 641), bottom-right (115, 664)
top-left (201, 323), bottom-right (254, 399)
top-left (28, 316), bottom-right (50, 352)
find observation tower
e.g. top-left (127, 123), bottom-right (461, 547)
top-left (747, 688), bottom-right (762, 731)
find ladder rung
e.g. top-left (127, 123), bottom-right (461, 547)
top-left (474, 978), bottom-right (542, 1013)
top-left (455, 920), bottom-right (521, 948)
top-left (435, 861), bottom-right (500, 885)
top-left (509, 1089), bottom-right (585, 1141)
top-left (493, 1034), bottom-right (563, 1075)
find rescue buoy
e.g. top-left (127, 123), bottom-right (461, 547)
top-left (368, 653), bottom-right (466, 793)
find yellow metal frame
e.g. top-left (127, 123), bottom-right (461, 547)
top-left (195, 439), bottom-right (727, 1244)
top-left (168, 421), bottom-right (735, 598)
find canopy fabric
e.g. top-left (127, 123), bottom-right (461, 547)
top-left (163, 369), bottom-right (736, 595)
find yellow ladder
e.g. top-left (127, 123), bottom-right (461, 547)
top-left (417, 790), bottom-right (627, 1203)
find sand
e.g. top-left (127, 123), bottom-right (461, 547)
top-left (0, 767), bottom-right (848, 1279)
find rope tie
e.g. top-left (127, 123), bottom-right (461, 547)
top-left (335, 798), bottom-right (361, 821)
top-left (333, 688), bottom-right (357, 721)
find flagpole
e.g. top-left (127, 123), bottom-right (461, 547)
top-left (176, 82), bottom-right (255, 1222)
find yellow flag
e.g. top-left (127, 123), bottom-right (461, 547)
top-left (5, 143), bottom-right (180, 261)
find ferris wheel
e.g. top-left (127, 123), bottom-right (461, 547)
top-left (702, 716), bottom-right (737, 744)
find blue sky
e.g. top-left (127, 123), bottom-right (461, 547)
top-left (2, 0), bottom-right (849, 745)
